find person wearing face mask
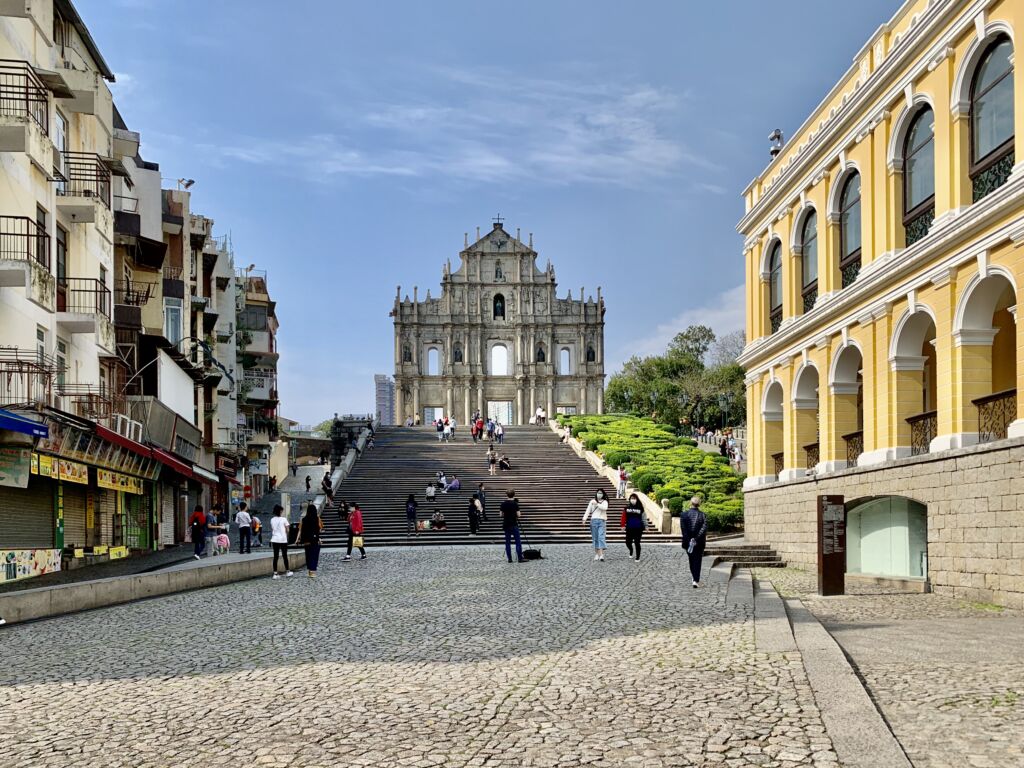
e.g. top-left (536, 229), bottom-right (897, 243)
top-left (582, 489), bottom-right (610, 561)
top-left (620, 493), bottom-right (647, 562)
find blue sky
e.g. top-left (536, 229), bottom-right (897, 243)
top-left (82, 0), bottom-right (899, 423)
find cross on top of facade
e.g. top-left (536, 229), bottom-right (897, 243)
top-left (493, 214), bottom-right (504, 225)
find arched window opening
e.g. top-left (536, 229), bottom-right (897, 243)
top-left (493, 293), bottom-right (505, 319)
top-left (768, 241), bottom-right (782, 334)
top-left (839, 173), bottom-right (862, 288)
top-left (800, 211), bottom-right (818, 314)
top-left (402, 344), bottom-right (412, 363)
top-left (426, 347), bottom-right (440, 376)
top-left (452, 343), bottom-right (463, 364)
top-left (892, 311), bottom-right (937, 456)
top-left (536, 344), bottom-right (546, 363)
top-left (847, 497), bottom-right (928, 580)
top-left (762, 381), bottom-right (784, 480)
top-left (586, 345), bottom-right (596, 363)
top-left (559, 347), bottom-right (571, 375)
top-left (793, 365), bottom-right (820, 473)
top-left (903, 107), bottom-right (935, 245)
top-left (971, 35), bottom-right (1014, 201)
top-left (832, 345), bottom-right (864, 466)
top-left (490, 344), bottom-right (508, 376)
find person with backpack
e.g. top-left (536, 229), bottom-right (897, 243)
top-left (681, 496), bottom-right (708, 587)
top-left (296, 503), bottom-right (323, 578)
top-left (269, 504), bottom-right (293, 579)
top-left (468, 494), bottom-right (481, 536)
top-left (501, 490), bottom-right (524, 563)
top-left (582, 489), bottom-right (609, 561)
top-left (235, 502), bottom-right (252, 554)
top-left (406, 493), bottom-right (418, 537)
top-left (189, 504), bottom-right (207, 560)
top-left (251, 513), bottom-right (263, 548)
top-left (343, 502), bottom-right (366, 560)
top-left (620, 493), bottom-right (647, 562)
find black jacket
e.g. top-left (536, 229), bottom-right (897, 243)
top-left (680, 507), bottom-right (707, 546)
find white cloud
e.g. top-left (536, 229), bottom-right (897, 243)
top-left (613, 283), bottom-right (746, 366)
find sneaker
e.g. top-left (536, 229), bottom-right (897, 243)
top-left (308, 571), bottom-right (317, 578)
top-left (0, 617), bottom-right (6, 625)
top-left (194, 554), bottom-right (201, 560)
top-left (341, 555), bottom-right (351, 561)
top-left (272, 574), bottom-right (280, 580)
top-left (594, 554), bottom-right (600, 561)
top-left (692, 580), bottom-right (698, 588)
top-left (360, 555), bottom-right (367, 560)
top-left (599, 556), bottom-right (605, 562)
top-left (286, 571), bottom-right (294, 577)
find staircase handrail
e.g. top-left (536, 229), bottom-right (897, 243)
top-left (316, 417), bottom-right (381, 513)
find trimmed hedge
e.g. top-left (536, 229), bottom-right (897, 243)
top-left (559, 414), bottom-right (744, 532)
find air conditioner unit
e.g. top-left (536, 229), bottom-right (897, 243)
top-left (114, 414), bottom-right (143, 443)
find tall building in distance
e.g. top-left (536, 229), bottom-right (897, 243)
top-left (738, 0), bottom-right (1024, 607)
top-left (392, 221), bottom-right (605, 425)
top-left (374, 374), bottom-right (395, 425)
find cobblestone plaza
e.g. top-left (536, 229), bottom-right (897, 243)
top-left (1, 547), bottom-right (839, 768)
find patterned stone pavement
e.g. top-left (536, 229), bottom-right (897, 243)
top-left (755, 568), bottom-right (1024, 768)
top-left (0, 546), bottom-right (839, 768)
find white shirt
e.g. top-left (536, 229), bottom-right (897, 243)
top-left (270, 516), bottom-right (290, 543)
top-left (235, 510), bottom-right (252, 528)
top-left (583, 498), bottom-right (609, 522)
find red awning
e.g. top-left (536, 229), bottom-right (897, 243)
top-left (150, 447), bottom-right (193, 478)
top-left (94, 424), bottom-right (153, 459)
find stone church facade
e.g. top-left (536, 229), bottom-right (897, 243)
top-left (392, 221), bottom-right (605, 426)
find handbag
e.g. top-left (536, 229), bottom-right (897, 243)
top-left (352, 535), bottom-right (364, 548)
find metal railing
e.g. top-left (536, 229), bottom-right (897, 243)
top-left (772, 452), bottom-right (784, 478)
top-left (58, 277), bottom-right (110, 317)
top-left (973, 389), bottom-right (1016, 444)
top-left (842, 430), bottom-right (864, 466)
top-left (57, 382), bottom-right (125, 421)
top-left (804, 442), bottom-right (819, 470)
top-left (0, 59), bottom-right (48, 133)
top-left (163, 265), bottom-right (183, 281)
top-left (906, 410), bottom-right (937, 456)
top-left (114, 278), bottom-right (156, 306)
top-left (57, 152), bottom-right (111, 208)
top-left (0, 347), bottom-right (61, 408)
top-left (0, 215), bottom-right (49, 270)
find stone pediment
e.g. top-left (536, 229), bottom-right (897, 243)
top-left (463, 222), bottom-right (533, 256)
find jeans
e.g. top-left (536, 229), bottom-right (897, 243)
top-left (193, 532), bottom-right (205, 557)
top-left (590, 518), bottom-right (607, 550)
top-left (504, 526), bottom-right (523, 562)
top-left (497, 433), bottom-right (503, 444)
top-left (206, 535), bottom-right (216, 555)
top-left (305, 543), bottom-right (321, 572)
top-left (617, 480), bottom-right (627, 498)
top-left (469, 513), bottom-right (479, 535)
top-left (625, 528), bottom-right (643, 559)
top-left (238, 526), bottom-right (251, 554)
top-left (346, 531), bottom-right (365, 556)
top-left (406, 517), bottom-right (417, 535)
top-left (272, 543), bottom-right (290, 573)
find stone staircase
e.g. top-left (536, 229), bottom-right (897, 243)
top-left (705, 542), bottom-right (785, 568)
top-left (320, 425), bottom-right (672, 548)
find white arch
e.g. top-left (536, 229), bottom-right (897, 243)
top-left (953, 265), bottom-right (1017, 334)
top-left (490, 343), bottom-right (509, 376)
top-left (829, 339), bottom-right (864, 392)
top-left (559, 346), bottom-right (572, 375)
top-left (826, 162), bottom-right (862, 222)
top-left (790, 203), bottom-right (817, 252)
top-left (759, 235), bottom-right (784, 279)
top-left (889, 304), bottom-right (938, 362)
top-left (426, 347), bottom-right (441, 376)
top-left (886, 94), bottom-right (937, 172)
top-left (951, 21), bottom-right (1015, 118)
top-left (761, 378), bottom-right (784, 421)
top-left (791, 362), bottom-right (820, 407)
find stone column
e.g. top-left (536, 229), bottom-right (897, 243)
top-left (579, 384), bottom-right (587, 414)
top-left (517, 387), bottom-right (524, 425)
top-left (395, 383), bottom-right (405, 424)
top-left (596, 383), bottom-right (604, 414)
top-left (477, 384), bottom-right (484, 419)
top-left (464, 383), bottom-right (472, 424)
top-left (446, 386), bottom-right (453, 419)
top-left (412, 382), bottom-right (420, 424)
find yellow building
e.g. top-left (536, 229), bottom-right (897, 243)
top-left (738, 0), bottom-right (1024, 607)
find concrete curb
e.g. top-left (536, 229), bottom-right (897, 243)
top-left (753, 580), bottom-right (797, 653)
top-left (0, 550), bottom-right (307, 626)
top-left (784, 597), bottom-right (912, 768)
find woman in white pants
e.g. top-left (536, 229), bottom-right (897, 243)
top-left (582, 489), bottom-right (610, 561)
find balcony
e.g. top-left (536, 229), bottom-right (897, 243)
top-left (0, 215), bottom-right (55, 310)
top-left (0, 347), bottom-right (60, 408)
top-left (804, 442), bottom-right (819, 471)
top-left (842, 430), bottom-right (863, 466)
top-left (0, 1), bottom-right (52, 39)
top-left (243, 329), bottom-right (278, 360)
top-left (55, 45), bottom-right (106, 117)
top-left (55, 152), bottom-right (112, 225)
top-left (906, 410), bottom-right (937, 457)
top-left (974, 389), bottom-right (1016, 445)
top-left (113, 278), bottom-right (157, 330)
top-left (0, 60), bottom-right (55, 172)
top-left (57, 382), bottom-right (125, 423)
top-left (244, 370), bottom-right (278, 402)
top-left (56, 277), bottom-right (115, 353)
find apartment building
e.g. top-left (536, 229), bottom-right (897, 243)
top-left (375, 374), bottom-right (395, 425)
top-left (738, 0), bottom-right (1024, 606)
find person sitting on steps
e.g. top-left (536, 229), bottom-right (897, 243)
top-left (498, 454), bottom-right (512, 472)
top-left (430, 508), bottom-right (447, 530)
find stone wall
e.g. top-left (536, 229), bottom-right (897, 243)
top-left (744, 437), bottom-right (1024, 609)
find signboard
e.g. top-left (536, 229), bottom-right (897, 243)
top-left (57, 459), bottom-right (88, 485)
top-left (817, 495), bottom-right (846, 596)
top-left (108, 546), bottom-right (128, 560)
top-left (97, 469), bottom-right (144, 495)
top-left (0, 447), bottom-right (31, 489)
top-left (215, 454), bottom-right (237, 477)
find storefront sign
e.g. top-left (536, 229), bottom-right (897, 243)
top-left (215, 454), bottom-right (237, 477)
top-left (36, 422), bottom-right (159, 481)
top-left (817, 495), bottom-right (846, 596)
top-left (57, 459), bottom-right (88, 485)
top-left (108, 546), bottom-right (129, 560)
top-left (1, 549), bottom-right (61, 583)
top-left (33, 453), bottom-right (54, 477)
top-left (93, 545), bottom-right (108, 555)
top-left (0, 446), bottom-right (31, 489)
top-left (97, 469), bottom-right (144, 495)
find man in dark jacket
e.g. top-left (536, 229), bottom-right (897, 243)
top-left (680, 496), bottom-right (707, 587)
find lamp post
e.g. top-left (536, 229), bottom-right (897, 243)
top-left (677, 393), bottom-right (690, 435)
top-left (717, 393), bottom-right (728, 429)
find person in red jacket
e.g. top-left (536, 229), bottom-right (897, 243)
top-left (188, 505), bottom-right (207, 559)
top-left (342, 502), bottom-right (366, 560)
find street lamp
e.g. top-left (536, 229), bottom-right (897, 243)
top-left (717, 393), bottom-right (728, 429)
top-left (649, 390), bottom-right (658, 418)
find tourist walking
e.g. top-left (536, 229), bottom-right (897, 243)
top-left (501, 490), bottom-right (524, 563)
top-left (496, 422), bottom-right (504, 444)
top-left (442, 420), bottom-right (452, 443)
top-left (297, 503), bottom-right (323, 578)
top-left (616, 465), bottom-right (629, 499)
top-left (620, 493), bottom-right (647, 561)
top-left (251, 513), bottom-right (263, 548)
top-left (582, 489), bottom-right (609, 561)
top-left (205, 506), bottom-right (223, 557)
top-left (406, 493), bottom-right (418, 537)
top-left (681, 496), bottom-right (708, 587)
top-left (477, 483), bottom-right (488, 520)
top-left (189, 504), bottom-right (207, 559)
top-left (235, 502), bottom-right (252, 554)
top-left (270, 504), bottom-right (293, 579)
top-left (305, 475), bottom-right (311, 493)
top-left (450, 417), bottom-right (457, 439)
top-left (436, 419), bottom-right (444, 441)
top-left (321, 472), bottom-right (333, 503)
top-left (343, 503), bottom-right (366, 560)
top-left (486, 444), bottom-right (497, 476)
top-left (468, 494), bottom-right (482, 535)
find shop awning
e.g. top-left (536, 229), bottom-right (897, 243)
top-left (191, 464), bottom-right (219, 486)
top-left (94, 424), bottom-right (151, 459)
top-left (0, 409), bottom-right (48, 438)
top-left (150, 447), bottom-right (193, 478)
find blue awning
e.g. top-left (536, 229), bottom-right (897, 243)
top-left (0, 409), bottom-right (48, 438)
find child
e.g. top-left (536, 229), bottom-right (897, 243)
top-left (215, 532), bottom-right (230, 555)
top-left (251, 514), bottom-right (263, 548)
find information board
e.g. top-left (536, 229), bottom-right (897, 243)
top-left (817, 494), bottom-right (846, 596)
